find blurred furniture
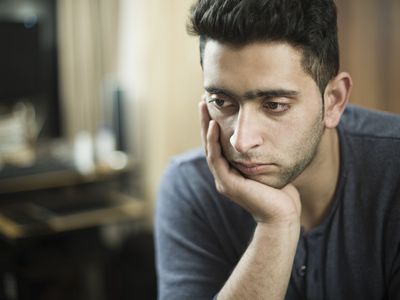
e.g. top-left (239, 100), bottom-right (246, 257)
top-left (0, 152), bottom-right (156, 300)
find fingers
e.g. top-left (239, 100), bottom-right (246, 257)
top-left (199, 101), bottom-right (226, 191)
top-left (199, 96), bottom-right (225, 176)
top-left (199, 98), bottom-right (210, 154)
top-left (202, 107), bottom-right (242, 190)
top-left (207, 120), bottom-right (223, 167)
top-left (199, 97), bottom-right (247, 197)
top-left (206, 120), bottom-right (231, 193)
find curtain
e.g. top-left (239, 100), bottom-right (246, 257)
top-left (57, 0), bottom-right (120, 141)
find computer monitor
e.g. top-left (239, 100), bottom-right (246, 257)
top-left (0, 0), bottom-right (61, 138)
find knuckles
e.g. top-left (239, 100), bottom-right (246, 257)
top-left (207, 152), bottom-right (218, 166)
top-left (215, 180), bottom-right (226, 195)
top-left (214, 179), bottom-right (236, 199)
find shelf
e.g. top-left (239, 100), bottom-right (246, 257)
top-left (0, 192), bottom-right (146, 240)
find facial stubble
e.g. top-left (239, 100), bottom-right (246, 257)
top-left (226, 109), bottom-right (326, 190)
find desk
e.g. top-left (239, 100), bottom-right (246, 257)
top-left (0, 190), bottom-right (145, 239)
top-left (0, 223), bottom-right (156, 300)
top-left (0, 165), bottom-right (155, 300)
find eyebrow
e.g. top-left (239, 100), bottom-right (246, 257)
top-left (204, 86), bottom-right (299, 101)
top-left (205, 87), bottom-right (238, 99)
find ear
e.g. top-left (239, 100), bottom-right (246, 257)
top-left (323, 72), bottom-right (353, 128)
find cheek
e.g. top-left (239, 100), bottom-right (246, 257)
top-left (279, 114), bottom-right (322, 153)
top-left (206, 105), bottom-right (235, 134)
top-left (216, 119), bottom-right (234, 140)
top-left (264, 119), bottom-right (303, 155)
top-left (214, 117), bottom-right (235, 149)
top-left (206, 104), bottom-right (224, 121)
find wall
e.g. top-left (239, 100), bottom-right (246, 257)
top-left (117, 0), bottom-right (203, 224)
top-left (336, 0), bottom-right (400, 113)
top-left (142, 0), bottom-right (203, 222)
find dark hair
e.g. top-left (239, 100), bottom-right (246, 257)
top-left (187, 0), bottom-right (339, 94)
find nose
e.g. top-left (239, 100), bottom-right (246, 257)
top-left (229, 109), bottom-right (263, 154)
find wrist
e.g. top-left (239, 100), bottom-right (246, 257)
top-left (254, 219), bottom-right (301, 241)
top-left (255, 214), bottom-right (301, 228)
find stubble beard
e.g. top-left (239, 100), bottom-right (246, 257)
top-left (225, 111), bottom-right (325, 190)
top-left (273, 120), bottom-right (324, 189)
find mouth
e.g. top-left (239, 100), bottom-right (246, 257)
top-left (232, 161), bottom-right (276, 176)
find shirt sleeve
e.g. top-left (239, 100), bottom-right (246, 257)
top-left (155, 159), bottom-right (232, 300)
top-left (388, 252), bottom-right (400, 299)
top-left (386, 190), bottom-right (400, 299)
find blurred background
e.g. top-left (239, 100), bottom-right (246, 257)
top-left (0, 0), bottom-right (399, 299)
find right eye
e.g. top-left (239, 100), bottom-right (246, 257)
top-left (207, 95), bottom-right (238, 116)
top-left (208, 98), bottom-right (225, 107)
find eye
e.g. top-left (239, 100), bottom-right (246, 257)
top-left (209, 98), bottom-right (225, 107)
top-left (263, 101), bottom-right (290, 113)
top-left (208, 96), bottom-right (237, 110)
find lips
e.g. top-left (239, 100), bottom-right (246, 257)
top-left (232, 161), bottom-right (276, 176)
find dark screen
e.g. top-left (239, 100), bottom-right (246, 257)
top-left (0, 21), bottom-right (41, 101)
top-left (0, 0), bottom-right (61, 138)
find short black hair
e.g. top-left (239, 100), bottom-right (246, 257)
top-left (187, 0), bottom-right (339, 94)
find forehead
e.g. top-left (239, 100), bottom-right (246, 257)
top-left (202, 40), bottom-right (314, 93)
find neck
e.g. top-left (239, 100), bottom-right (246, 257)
top-left (293, 128), bottom-right (340, 231)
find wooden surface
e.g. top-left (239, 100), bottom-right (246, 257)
top-left (0, 192), bottom-right (146, 240)
top-left (336, 0), bottom-right (400, 113)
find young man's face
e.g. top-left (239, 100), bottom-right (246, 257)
top-left (202, 41), bottom-right (326, 189)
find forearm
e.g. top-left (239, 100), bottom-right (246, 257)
top-left (217, 221), bottom-right (300, 300)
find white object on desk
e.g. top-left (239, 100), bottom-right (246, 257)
top-left (73, 131), bottom-right (95, 175)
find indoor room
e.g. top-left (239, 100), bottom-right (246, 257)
top-left (0, 0), bottom-right (399, 299)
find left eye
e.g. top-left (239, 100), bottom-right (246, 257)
top-left (264, 102), bottom-right (289, 112)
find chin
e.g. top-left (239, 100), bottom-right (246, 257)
top-left (244, 173), bottom-right (289, 190)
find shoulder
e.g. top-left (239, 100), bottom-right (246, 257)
top-left (338, 106), bottom-right (400, 248)
top-left (162, 148), bottom-right (211, 186)
top-left (338, 105), bottom-right (400, 203)
top-left (340, 104), bottom-right (400, 140)
top-left (157, 148), bottom-right (247, 225)
top-left (339, 105), bottom-right (400, 166)
top-left (157, 148), bottom-right (214, 206)
top-left (169, 148), bottom-right (207, 170)
top-left (338, 105), bottom-right (400, 218)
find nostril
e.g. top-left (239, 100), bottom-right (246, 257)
top-left (230, 130), bottom-right (262, 154)
top-left (230, 110), bottom-right (263, 153)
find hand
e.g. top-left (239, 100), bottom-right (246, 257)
top-left (199, 100), bottom-right (301, 226)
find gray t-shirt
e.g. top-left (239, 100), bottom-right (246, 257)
top-left (155, 105), bottom-right (400, 300)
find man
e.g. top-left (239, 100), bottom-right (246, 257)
top-left (155, 0), bottom-right (400, 299)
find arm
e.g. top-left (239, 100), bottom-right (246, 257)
top-left (218, 223), bottom-right (299, 299)
top-left (387, 191), bottom-right (400, 299)
top-left (199, 101), bottom-right (301, 299)
top-left (155, 156), bottom-right (234, 300)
